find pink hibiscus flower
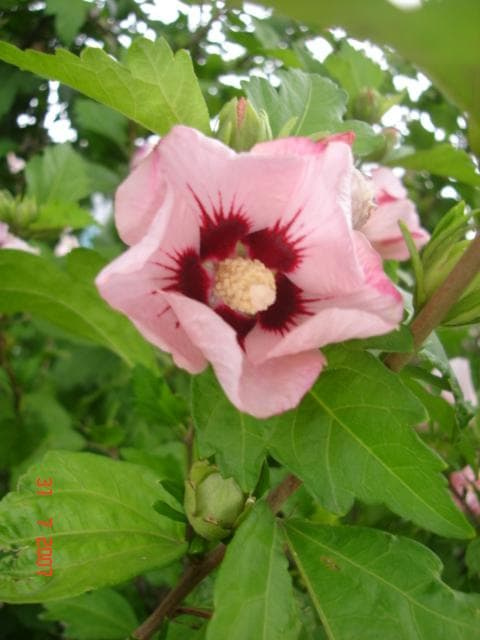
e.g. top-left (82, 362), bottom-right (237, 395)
top-left (96, 126), bottom-right (403, 418)
top-left (357, 167), bottom-right (430, 260)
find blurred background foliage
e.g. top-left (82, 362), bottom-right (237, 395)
top-left (0, 1), bottom-right (479, 638)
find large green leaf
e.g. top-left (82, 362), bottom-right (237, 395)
top-left (0, 451), bottom-right (186, 602)
top-left (41, 588), bottom-right (138, 640)
top-left (387, 144), bottom-right (480, 187)
top-left (268, 347), bottom-right (473, 539)
top-left (0, 249), bottom-right (157, 371)
top-left (207, 502), bottom-right (298, 640)
top-left (191, 368), bottom-right (267, 492)
top-left (0, 37), bottom-right (210, 135)
top-left (245, 69), bottom-right (382, 156)
top-left (285, 521), bottom-right (480, 640)
top-left (264, 0), bottom-right (480, 132)
top-left (26, 144), bottom-right (91, 204)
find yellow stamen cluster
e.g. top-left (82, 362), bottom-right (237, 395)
top-left (214, 257), bottom-right (276, 315)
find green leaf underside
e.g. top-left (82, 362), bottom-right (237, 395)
top-left (0, 37), bottom-right (210, 135)
top-left (264, 0), bottom-right (480, 130)
top-left (268, 348), bottom-right (473, 539)
top-left (0, 250), bottom-right (157, 371)
top-left (207, 502), bottom-right (298, 640)
top-left (42, 588), bottom-right (138, 640)
top-left (0, 451), bottom-right (186, 602)
top-left (191, 368), bottom-right (267, 492)
top-left (285, 521), bottom-right (480, 640)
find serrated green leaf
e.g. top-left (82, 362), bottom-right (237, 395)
top-left (387, 144), bottom-right (480, 186)
top-left (245, 69), bottom-right (381, 155)
top-left (245, 69), bottom-right (347, 137)
top-left (285, 521), bottom-right (480, 640)
top-left (191, 368), bottom-right (267, 493)
top-left (264, 0), bottom-right (480, 132)
top-left (0, 451), bottom-right (187, 602)
top-left (268, 348), bottom-right (473, 539)
top-left (207, 502), bottom-right (299, 640)
top-left (45, 0), bottom-right (89, 45)
top-left (345, 325), bottom-right (414, 353)
top-left (41, 588), bottom-right (138, 639)
top-left (0, 250), bottom-right (157, 371)
top-left (0, 37), bottom-right (210, 135)
top-left (26, 144), bottom-right (91, 204)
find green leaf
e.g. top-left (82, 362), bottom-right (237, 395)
top-left (207, 502), bottom-right (299, 640)
top-left (466, 538), bottom-right (480, 577)
top-left (324, 40), bottom-right (384, 103)
top-left (25, 144), bottom-right (91, 204)
top-left (387, 144), bottom-right (480, 187)
top-left (191, 368), bottom-right (268, 493)
top-left (264, 0), bottom-right (480, 131)
top-left (0, 37), bottom-right (210, 135)
top-left (245, 69), bottom-right (381, 155)
top-left (268, 347), bottom-right (473, 539)
top-left (41, 588), bottom-right (138, 639)
top-left (285, 521), bottom-right (480, 640)
top-left (0, 451), bottom-right (187, 602)
top-left (0, 250), bottom-right (157, 371)
top-left (345, 325), bottom-right (414, 353)
top-left (45, 0), bottom-right (89, 45)
top-left (74, 98), bottom-right (128, 146)
top-left (30, 201), bottom-right (93, 231)
top-left (245, 69), bottom-right (347, 137)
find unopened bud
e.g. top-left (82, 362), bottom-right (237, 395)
top-left (217, 97), bottom-right (272, 152)
top-left (184, 461), bottom-right (249, 541)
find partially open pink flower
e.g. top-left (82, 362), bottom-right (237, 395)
top-left (96, 126), bottom-right (403, 418)
top-left (0, 222), bottom-right (38, 254)
top-left (357, 167), bottom-right (430, 260)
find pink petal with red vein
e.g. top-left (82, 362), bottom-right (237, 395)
top-left (164, 291), bottom-right (325, 418)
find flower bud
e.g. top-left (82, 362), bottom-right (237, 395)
top-left (352, 88), bottom-right (383, 124)
top-left (0, 190), bottom-right (38, 230)
top-left (217, 97), bottom-right (272, 152)
top-left (184, 460), bottom-right (248, 541)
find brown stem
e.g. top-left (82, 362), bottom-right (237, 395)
top-left (132, 545), bottom-right (226, 640)
top-left (385, 233), bottom-right (480, 372)
top-left (267, 473), bottom-right (303, 514)
top-left (131, 473), bottom-right (303, 639)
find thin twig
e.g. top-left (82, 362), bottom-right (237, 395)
top-left (385, 233), bottom-right (480, 372)
top-left (132, 545), bottom-right (226, 640)
top-left (267, 473), bottom-right (303, 514)
top-left (173, 606), bottom-right (212, 619)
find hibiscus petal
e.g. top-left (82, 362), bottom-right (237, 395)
top-left (362, 199), bottom-right (430, 260)
top-left (371, 167), bottom-right (407, 202)
top-left (115, 144), bottom-right (165, 245)
top-left (158, 126), bottom-right (363, 295)
top-left (245, 232), bottom-right (403, 363)
top-left (164, 291), bottom-right (325, 418)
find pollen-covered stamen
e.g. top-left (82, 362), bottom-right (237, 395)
top-left (214, 257), bottom-right (276, 315)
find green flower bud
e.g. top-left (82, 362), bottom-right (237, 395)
top-left (217, 97), bottom-right (272, 152)
top-left (0, 190), bottom-right (38, 231)
top-left (422, 202), bottom-right (480, 325)
top-left (352, 87), bottom-right (383, 124)
top-left (184, 460), bottom-right (248, 541)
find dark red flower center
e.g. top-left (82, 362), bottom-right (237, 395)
top-left (161, 192), bottom-right (312, 344)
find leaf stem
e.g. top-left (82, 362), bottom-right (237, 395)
top-left (385, 233), bottom-right (480, 372)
